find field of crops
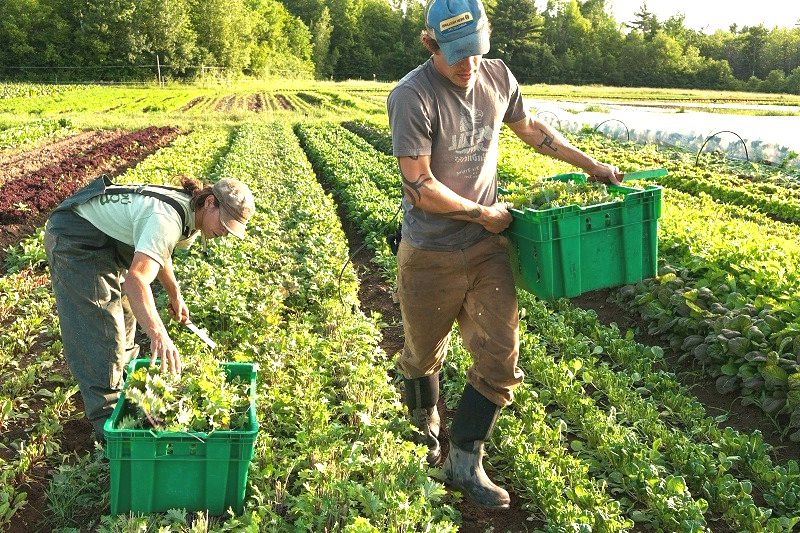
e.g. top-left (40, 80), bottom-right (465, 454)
top-left (1, 81), bottom-right (799, 532)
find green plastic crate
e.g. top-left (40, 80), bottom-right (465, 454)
top-left (503, 173), bottom-right (663, 299)
top-left (103, 359), bottom-right (258, 516)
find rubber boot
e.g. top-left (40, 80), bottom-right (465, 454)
top-left (403, 374), bottom-right (442, 466)
top-left (443, 383), bottom-right (510, 509)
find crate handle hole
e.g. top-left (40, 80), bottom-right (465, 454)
top-left (166, 444), bottom-right (174, 455)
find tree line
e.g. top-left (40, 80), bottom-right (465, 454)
top-left (1, 0), bottom-right (799, 93)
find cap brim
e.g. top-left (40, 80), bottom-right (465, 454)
top-left (440, 27), bottom-right (490, 65)
top-left (220, 215), bottom-right (247, 239)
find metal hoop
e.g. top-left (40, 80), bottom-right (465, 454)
top-left (535, 110), bottom-right (562, 130)
top-left (695, 130), bottom-right (750, 166)
top-left (593, 118), bottom-right (630, 141)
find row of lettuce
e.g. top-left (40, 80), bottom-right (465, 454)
top-left (346, 118), bottom-right (800, 442)
top-left (1, 121), bottom-right (457, 531)
top-left (308, 119), bottom-right (800, 530)
top-left (0, 118), bottom-right (73, 151)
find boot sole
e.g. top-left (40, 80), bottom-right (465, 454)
top-left (441, 475), bottom-right (511, 509)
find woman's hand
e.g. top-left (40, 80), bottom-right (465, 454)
top-left (149, 330), bottom-right (182, 375)
top-left (168, 293), bottom-right (190, 324)
top-left (125, 252), bottom-right (182, 375)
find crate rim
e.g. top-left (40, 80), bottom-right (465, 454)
top-left (503, 173), bottom-right (663, 219)
top-left (103, 358), bottom-right (259, 440)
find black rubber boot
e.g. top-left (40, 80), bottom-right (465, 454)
top-left (403, 374), bottom-right (442, 466)
top-left (444, 383), bottom-right (510, 509)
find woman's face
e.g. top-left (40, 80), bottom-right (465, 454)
top-left (199, 196), bottom-right (229, 239)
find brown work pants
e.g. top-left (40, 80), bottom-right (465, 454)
top-left (396, 234), bottom-right (523, 407)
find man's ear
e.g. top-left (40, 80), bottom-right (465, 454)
top-left (204, 195), bottom-right (217, 208)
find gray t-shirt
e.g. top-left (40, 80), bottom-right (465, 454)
top-left (387, 57), bottom-right (526, 250)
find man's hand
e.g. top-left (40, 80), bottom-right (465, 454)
top-left (586, 161), bottom-right (623, 185)
top-left (479, 201), bottom-right (513, 233)
top-left (149, 331), bottom-right (182, 375)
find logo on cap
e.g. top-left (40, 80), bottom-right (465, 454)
top-left (439, 12), bottom-right (473, 33)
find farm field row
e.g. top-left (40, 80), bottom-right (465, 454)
top-left (1, 82), bottom-right (799, 530)
top-left (296, 121), bottom-right (800, 530)
top-left (2, 121), bottom-right (460, 531)
top-left (345, 118), bottom-right (800, 441)
top-left (0, 125), bottom-right (235, 529)
top-left (0, 84), bottom-right (384, 122)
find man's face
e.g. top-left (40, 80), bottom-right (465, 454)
top-left (433, 51), bottom-right (482, 88)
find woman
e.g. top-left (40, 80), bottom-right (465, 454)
top-left (44, 174), bottom-right (255, 440)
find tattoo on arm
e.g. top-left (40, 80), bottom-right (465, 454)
top-left (536, 128), bottom-right (558, 152)
top-left (440, 208), bottom-right (481, 219)
top-left (402, 173), bottom-right (432, 205)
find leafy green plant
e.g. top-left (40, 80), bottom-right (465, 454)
top-left (120, 362), bottom-right (251, 432)
top-left (45, 450), bottom-right (109, 530)
top-left (502, 179), bottom-right (620, 210)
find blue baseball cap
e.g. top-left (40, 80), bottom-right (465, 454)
top-left (425, 0), bottom-right (490, 65)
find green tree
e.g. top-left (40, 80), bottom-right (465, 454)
top-left (762, 27), bottom-right (800, 78)
top-left (311, 7), bottom-right (334, 78)
top-left (188, 0), bottom-right (251, 73)
top-left (70, 1), bottom-right (138, 67)
top-left (390, 0), bottom-right (428, 80)
top-left (132, 0), bottom-right (197, 74)
top-left (0, 0), bottom-right (71, 69)
top-left (326, 0), bottom-right (366, 79)
top-left (280, 0), bottom-right (325, 27)
top-left (739, 25), bottom-right (769, 78)
top-left (487, 0), bottom-right (543, 82)
top-left (356, 0), bottom-right (403, 79)
top-left (626, 1), bottom-right (659, 39)
top-left (247, 0), bottom-right (313, 78)
top-left (784, 65), bottom-right (800, 93)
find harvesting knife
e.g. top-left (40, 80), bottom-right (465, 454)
top-left (185, 320), bottom-right (217, 350)
top-left (621, 168), bottom-right (668, 181)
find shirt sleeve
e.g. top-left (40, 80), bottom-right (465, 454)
top-left (503, 64), bottom-right (527, 124)
top-left (131, 213), bottom-right (182, 267)
top-left (387, 86), bottom-right (433, 157)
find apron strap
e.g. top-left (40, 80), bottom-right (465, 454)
top-left (106, 185), bottom-right (192, 238)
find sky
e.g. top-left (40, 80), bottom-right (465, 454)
top-left (536, 0), bottom-right (800, 33)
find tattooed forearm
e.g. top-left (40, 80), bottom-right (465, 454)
top-left (440, 208), bottom-right (482, 219)
top-left (402, 173), bottom-right (432, 205)
top-left (536, 128), bottom-right (557, 152)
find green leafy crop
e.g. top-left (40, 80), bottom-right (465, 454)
top-left (121, 362), bottom-right (250, 433)
top-left (503, 179), bottom-right (620, 210)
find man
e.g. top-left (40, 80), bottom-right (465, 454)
top-left (45, 175), bottom-right (255, 441)
top-left (387, 0), bottom-right (621, 509)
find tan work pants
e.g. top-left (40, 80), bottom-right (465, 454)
top-left (396, 234), bottom-right (523, 407)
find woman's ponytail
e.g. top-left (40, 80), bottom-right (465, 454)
top-left (181, 175), bottom-right (215, 211)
